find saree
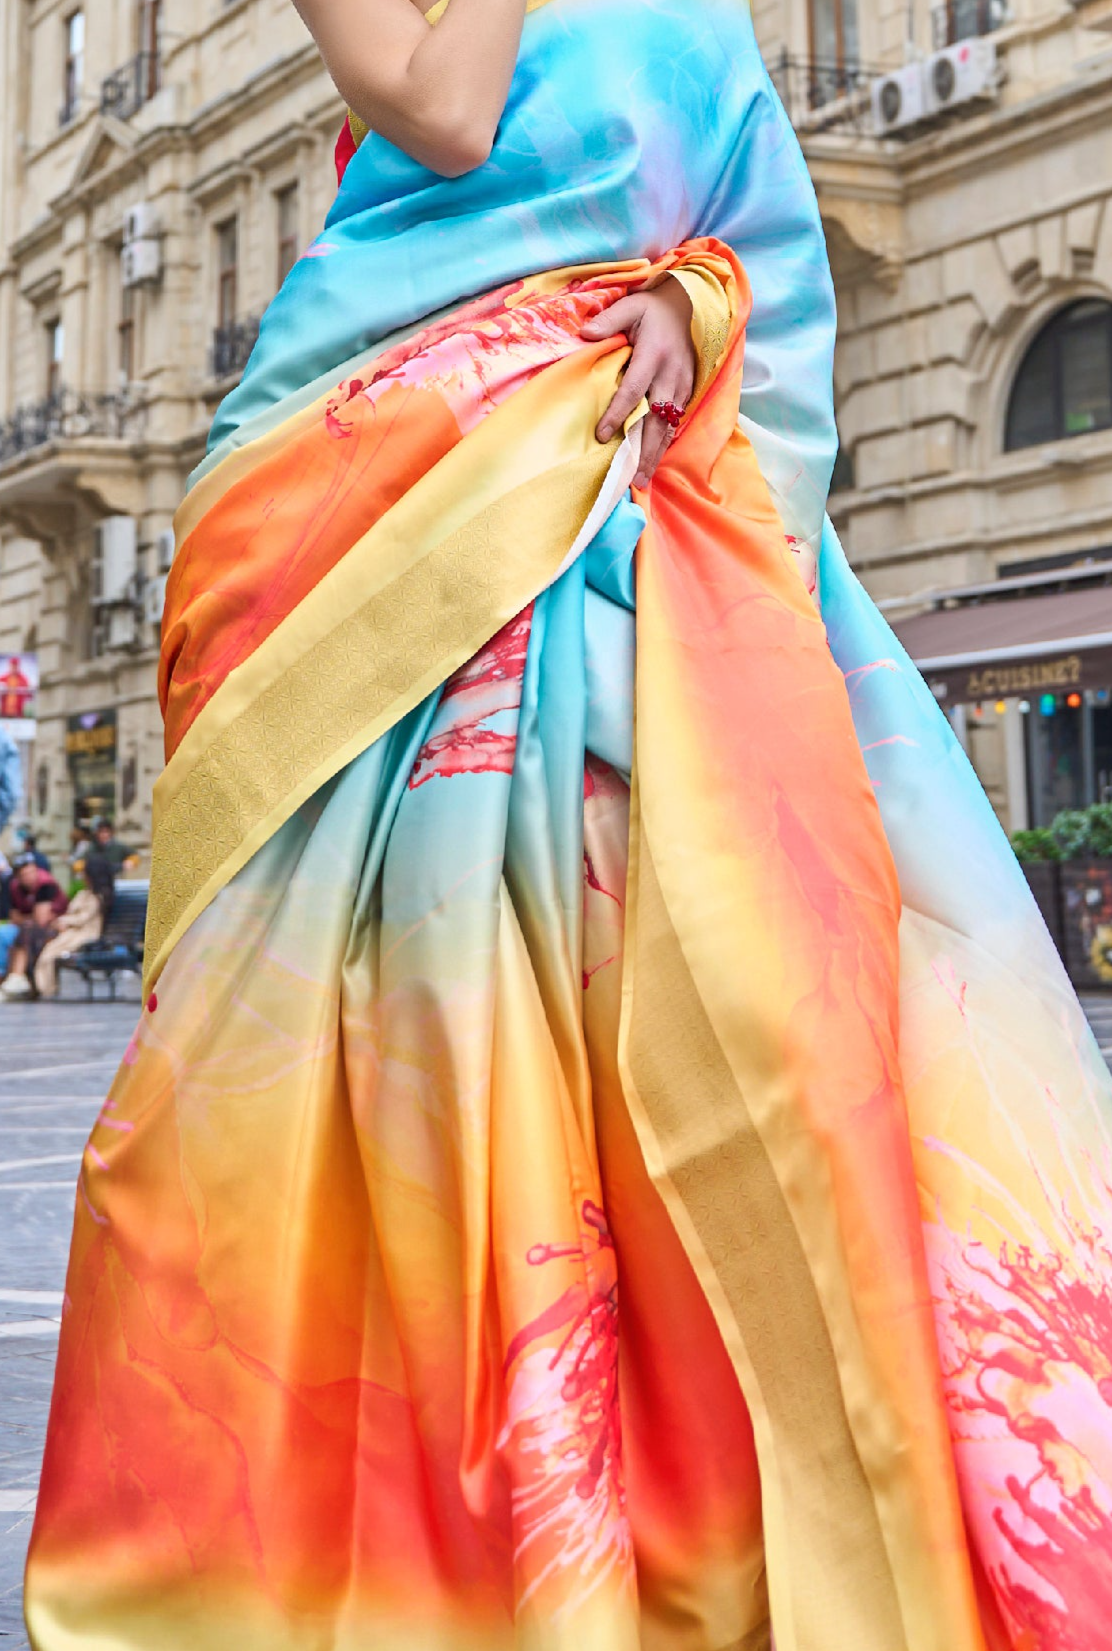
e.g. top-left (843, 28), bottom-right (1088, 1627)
top-left (24, 1), bottom-right (1112, 1647)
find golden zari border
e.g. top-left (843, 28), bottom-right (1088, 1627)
top-left (618, 800), bottom-right (907, 1649)
top-left (146, 259), bottom-right (735, 990)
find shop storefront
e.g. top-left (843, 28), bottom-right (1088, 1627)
top-left (891, 562), bottom-right (1112, 831)
top-left (64, 708), bottom-right (118, 829)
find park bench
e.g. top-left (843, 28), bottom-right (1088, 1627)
top-left (56, 880), bottom-right (148, 1001)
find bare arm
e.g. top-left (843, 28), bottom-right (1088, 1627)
top-left (293, 0), bottom-right (526, 177)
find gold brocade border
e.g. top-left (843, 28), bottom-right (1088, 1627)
top-left (146, 255), bottom-right (736, 990)
top-left (178, 256), bottom-right (656, 543)
top-left (617, 803), bottom-right (907, 1650)
top-left (146, 449), bottom-right (609, 994)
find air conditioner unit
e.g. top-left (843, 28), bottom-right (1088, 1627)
top-left (871, 62), bottom-right (927, 135)
top-left (155, 528), bottom-right (176, 573)
top-left (144, 574), bottom-right (168, 626)
top-left (122, 238), bottom-right (162, 287)
top-left (123, 201), bottom-right (160, 244)
top-left (924, 38), bottom-right (999, 115)
top-left (92, 516), bottom-right (139, 606)
top-left (106, 606), bottom-right (139, 651)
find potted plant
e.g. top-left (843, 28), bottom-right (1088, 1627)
top-left (1052, 805), bottom-right (1112, 989)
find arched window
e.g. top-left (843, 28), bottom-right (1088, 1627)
top-left (1006, 300), bottom-right (1112, 451)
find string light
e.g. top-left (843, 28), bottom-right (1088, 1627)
top-left (1040, 693), bottom-right (1057, 715)
top-left (994, 699), bottom-right (1007, 715)
top-left (1067, 692), bottom-right (1082, 709)
top-left (1018, 700), bottom-right (1031, 714)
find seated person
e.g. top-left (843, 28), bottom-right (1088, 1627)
top-left (1, 856), bottom-right (69, 1000)
top-left (33, 854), bottom-right (116, 999)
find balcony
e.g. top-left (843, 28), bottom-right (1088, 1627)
top-left (100, 52), bottom-right (162, 122)
top-left (0, 388), bottom-right (146, 471)
top-left (769, 54), bottom-right (879, 137)
top-left (0, 387), bottom-right (149, 541)
top-left (211, 318), bottom-right (261, 381)
top-left (931, 0), bottom-right (1009, 48)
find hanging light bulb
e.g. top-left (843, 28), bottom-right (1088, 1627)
top-left (994, 699), bottom-right (1007, 715)
top-left (1067, 692), bottom-right (1082, 709)
top-left (1018, 700), bottom-right (1031, 714)
top-left (1040, 693), bottom-right (1057, 716)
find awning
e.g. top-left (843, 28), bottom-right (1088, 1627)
top-left (891, 586), bottom-right (1112, 705)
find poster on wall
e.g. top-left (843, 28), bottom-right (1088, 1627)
top-left (0, 653), bottom-right (38, 743)
top-left (65, 709), bottom-right (117, 828)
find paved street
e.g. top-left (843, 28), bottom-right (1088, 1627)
top-left (0, 987), bottom-right (1110, 1645)
top-left (0, 994), bottom-right (139, 1647)
top-left (1083, 994), bottom-right (1112, 1068)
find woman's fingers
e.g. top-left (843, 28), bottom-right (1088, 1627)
top-left (633, 363), bottom-right (695, 486)
top-left (587, 282), bottom-right (697, 469)
top-left (596, 352), bottom-right (656, 443)
top-left (581, 295), bottom-right (643, 341)
top-left (633, 409), bottom-right (673, 489)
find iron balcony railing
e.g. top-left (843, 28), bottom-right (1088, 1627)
top-left (100, 51), bottom-right (162, 122)
top-left (769, 53), bottom-right (880, 136)
top-left (931, 0), bottom-right (1009, 49)
top-left (0, 387), bottom-right (147, 469)
top-left (211, 318), bottom-right (261, 381)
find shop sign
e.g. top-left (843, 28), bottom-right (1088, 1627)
top-left (0, 653), bottom-right (38, 743)
top-left (927, 647), bottom-right (1112, 706)
top-left (65, 709), bottom-right (117, 825)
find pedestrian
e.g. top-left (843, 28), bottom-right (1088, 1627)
top-left (0, 854), bottom-right (68, 1000)
top-left (24, 1), bottom-right (1112, 1646)
top-left (31, 853), bottom-right (115, 1000)
top-left (13, 826), bottom-right (51, 872)
top-left (88, 816), bottom-right (137, 877)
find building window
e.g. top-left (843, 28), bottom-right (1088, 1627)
top-left (933, 0), bottom-right (1008, 49)
top-left (138, 0), bottom-right (162, 99)
top-left (809, 0), bottom-right (859, 69)
top-left (62, 10), bottom-right (85, 125)
top-left (216, 217), bottom-right (239, 329)
top-left (118, 280), bottom-right (137, 386)
top-left (45, 319), bottom-right (64, 401)
top-left (276, 184), bottom-right (300, 287)
top-left (1006, 301), bottom-right (1112, 452)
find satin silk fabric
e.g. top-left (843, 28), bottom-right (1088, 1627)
top-left (25, 1), bottom-right (1112, 1648)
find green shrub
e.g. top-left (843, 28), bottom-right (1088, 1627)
top-left (1011, 828), bottom-right (1063, 863)
top-left (1085, 802), bottom-right (1112, 857)
top-left (1051, 810), bottom-right (1092, 860)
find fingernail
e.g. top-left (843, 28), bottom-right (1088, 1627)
top-left (598, 424), bottom-right (613, 441)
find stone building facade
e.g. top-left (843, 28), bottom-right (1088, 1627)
top-left (2, 0), bottom-right (1112, 861)
top-left (761, 0), bottom-right (1112, 832)
top-left (0, 0), bottom-right (341, 861)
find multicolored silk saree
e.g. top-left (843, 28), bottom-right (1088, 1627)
top-left (25, 2), bottom-right (1112, 1647)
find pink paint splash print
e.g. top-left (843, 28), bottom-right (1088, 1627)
top-left (931, 1194), bottom-right (1112, 1647)
top-left (499, 1200), bottom-right (632, 1617)
top-left (409, 609), bottom-right (533, 789)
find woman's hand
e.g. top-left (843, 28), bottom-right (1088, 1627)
top-left (581, 278), bottom-right (696, 490)
top-left (294, 0), bottom-right (526, 178)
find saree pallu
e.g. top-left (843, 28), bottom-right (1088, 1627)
top-left (24, 3), bottom-right (1112, 1649)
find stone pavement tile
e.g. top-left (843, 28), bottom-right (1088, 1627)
top-left (0, 1002), bottom-right (134, 1647)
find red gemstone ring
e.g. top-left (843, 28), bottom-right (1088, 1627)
top-left (649, 399), bottom-right (685, 430)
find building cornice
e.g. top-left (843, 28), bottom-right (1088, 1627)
top-left (896, 51), bottom-right (1112, 191)
top-left (9, 45), bottom-right (339, 262)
